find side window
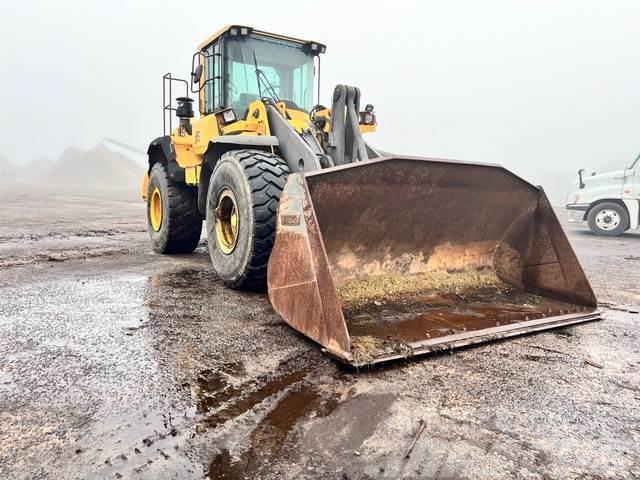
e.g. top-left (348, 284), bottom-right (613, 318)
top-left (204, 41), bottom-right (222, 113)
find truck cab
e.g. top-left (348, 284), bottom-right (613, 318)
top-left (566, 153), bottom-right (640, 236)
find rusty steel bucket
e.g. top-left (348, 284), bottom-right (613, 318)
top-left (267, 156), bottom-right (600, 365)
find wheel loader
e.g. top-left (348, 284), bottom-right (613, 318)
top-left (141, 25), bottom-right (600, 365)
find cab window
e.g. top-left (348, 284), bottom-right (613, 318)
top-left (203, 41), bottom-right (223, 114)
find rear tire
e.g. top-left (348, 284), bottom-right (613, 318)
top-left (206, 149), bottom-right (290, 289)
top-left (147, 163), bottom-right (202, 253)
top-left (587, 202), bottom-right (629, 237)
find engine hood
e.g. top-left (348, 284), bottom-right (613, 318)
top-left (584, 169), bottom-right (626, 185)
top-left (566, 168), bottom-right (625, 205)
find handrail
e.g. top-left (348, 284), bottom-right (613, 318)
top-left (162, 73), bottom-right (189, 136)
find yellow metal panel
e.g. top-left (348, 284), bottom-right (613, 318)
top-left (246, 99), bottom-right (271, 136)
top-left (308, 108), bottom-right (375, 134)
top-left (313, 108), bottom-right (331, 133)
top-left (275, 101), bottom-right (287, 117)
top-left (185, 166), bottom-right (201, 185)
top-left (140, 172), bottom-right (149, 200)
top-left (221, 120), bottom-right (264, 135)
top-left (171, 133), bottom-right (193, 145)
top-left (192, 115), bottom-right (220, 155)
top-left (285, 107), bottom-right (312, 133)
top-left (172, 134), bottom-right (202, 168)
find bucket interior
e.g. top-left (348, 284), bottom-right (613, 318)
top-left (337, 272), bottom-right (590, 363)
top-left (304, 158), bottom-right (597, 362)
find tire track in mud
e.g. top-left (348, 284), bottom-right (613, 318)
top-left (198, 353), bottom-right (351, 479)
top-left (206, 379), bottom-right (343, 479)
top-left (94, 353), bottom-right (354, 479)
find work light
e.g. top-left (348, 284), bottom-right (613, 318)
top-left (222, 109), bottom-right (236, 124)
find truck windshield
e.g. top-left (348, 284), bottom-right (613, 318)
top-left (226, 34), bottom-right (315, 118)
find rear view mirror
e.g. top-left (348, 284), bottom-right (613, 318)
top-left (191, 64), bottom-right (203, 84)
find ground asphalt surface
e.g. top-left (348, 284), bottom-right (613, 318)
top-left (0, 186), bottom-right (639, 479)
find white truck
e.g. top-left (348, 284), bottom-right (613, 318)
top-left (566, 153), bottom-right (640, 236)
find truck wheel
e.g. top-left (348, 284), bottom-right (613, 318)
top-left (206, 149), bottom-right (290, 289)
top-left (147, 163), bottom-right (202, 253)
top-left (587, 202), bottom-right (629, 237)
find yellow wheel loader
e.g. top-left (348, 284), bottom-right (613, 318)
top-left (142, 25), bottom-right (600, 365)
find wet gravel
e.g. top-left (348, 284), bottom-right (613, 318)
top-left (0, 186), bottom-right (639, 479)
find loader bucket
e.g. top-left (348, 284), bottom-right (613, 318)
top-left (267, 156), bottom-right (600, 365)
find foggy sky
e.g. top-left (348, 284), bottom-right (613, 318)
top-left (1, 0), bottom-right (639, 200)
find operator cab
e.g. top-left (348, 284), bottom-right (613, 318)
top-left (192, 26), bottom-right (325, 120)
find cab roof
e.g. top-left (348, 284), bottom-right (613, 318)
top-left (197, 25), bottom-right (326, 52)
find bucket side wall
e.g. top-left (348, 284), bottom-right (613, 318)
top-left (267, 174), bottom-right (352, 359)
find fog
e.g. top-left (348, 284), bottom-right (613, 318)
top-left (1, 0), bottom-right (638, 202)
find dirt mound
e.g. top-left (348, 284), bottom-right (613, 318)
top-left (43, 144), bottom-right (144, 190)
top-left (16, 156), bottom-right (55, 182)
top-left (0, 157), bottom-right (20, 183)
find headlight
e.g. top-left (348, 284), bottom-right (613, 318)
top-left (229, 26), bottom-right (252, 37)
top-left (222, 109), bottom-right (236, 123)
top-left (359, 111), bottom-right (376, 125)
top-left (303, 41), bottom-right (327, 55)
top-left (216, 108), bottom-right (237, 126)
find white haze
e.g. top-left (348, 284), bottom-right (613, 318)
top-left (1, 0), bottom-right (638, 202)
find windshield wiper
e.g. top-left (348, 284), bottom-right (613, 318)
top-left (253, 50), bottom-right (280, 103)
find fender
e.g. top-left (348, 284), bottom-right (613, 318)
top-left (206, 135), bottom-right (279, 154)
top-left (197, 135), bottom-right (280, 214)
top-left (623, 199), bottom-right (640, 230)
top-left (147, 136), bottom-right (185, 183)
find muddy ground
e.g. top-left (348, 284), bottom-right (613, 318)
top-left (0, 185), bottom-right (639, 480)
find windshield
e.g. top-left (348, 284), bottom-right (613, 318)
top-left (225, 34), bottom-right (315, 118)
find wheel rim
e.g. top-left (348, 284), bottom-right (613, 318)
top-left (595, 209), bottom-right (620, 230)
top-left (150, 186), bottom-right (163, 232)
top-left (215, 188), bottom-right (239, 254)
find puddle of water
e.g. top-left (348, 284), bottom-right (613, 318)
top-left (201, 368), bottom-right (309, 429)
top-left (347, 288), bottom-right (586, 343)
top-left (349, 304), bottom-right (540, 341)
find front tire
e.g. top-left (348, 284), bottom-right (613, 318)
top-left (147, 163), bottom-right (202, 253)
top-left (206, 149), bottom-right (289, 289)
top-left (587, 202), bottom-right (629, 237)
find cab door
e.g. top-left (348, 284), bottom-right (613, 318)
top-left (624, 154), bottom-right (640, 197)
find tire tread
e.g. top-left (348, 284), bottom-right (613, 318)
top-left (149, 163), bottom-right (202, 254)
top-left (212, 149), bottom-right (289, 289)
